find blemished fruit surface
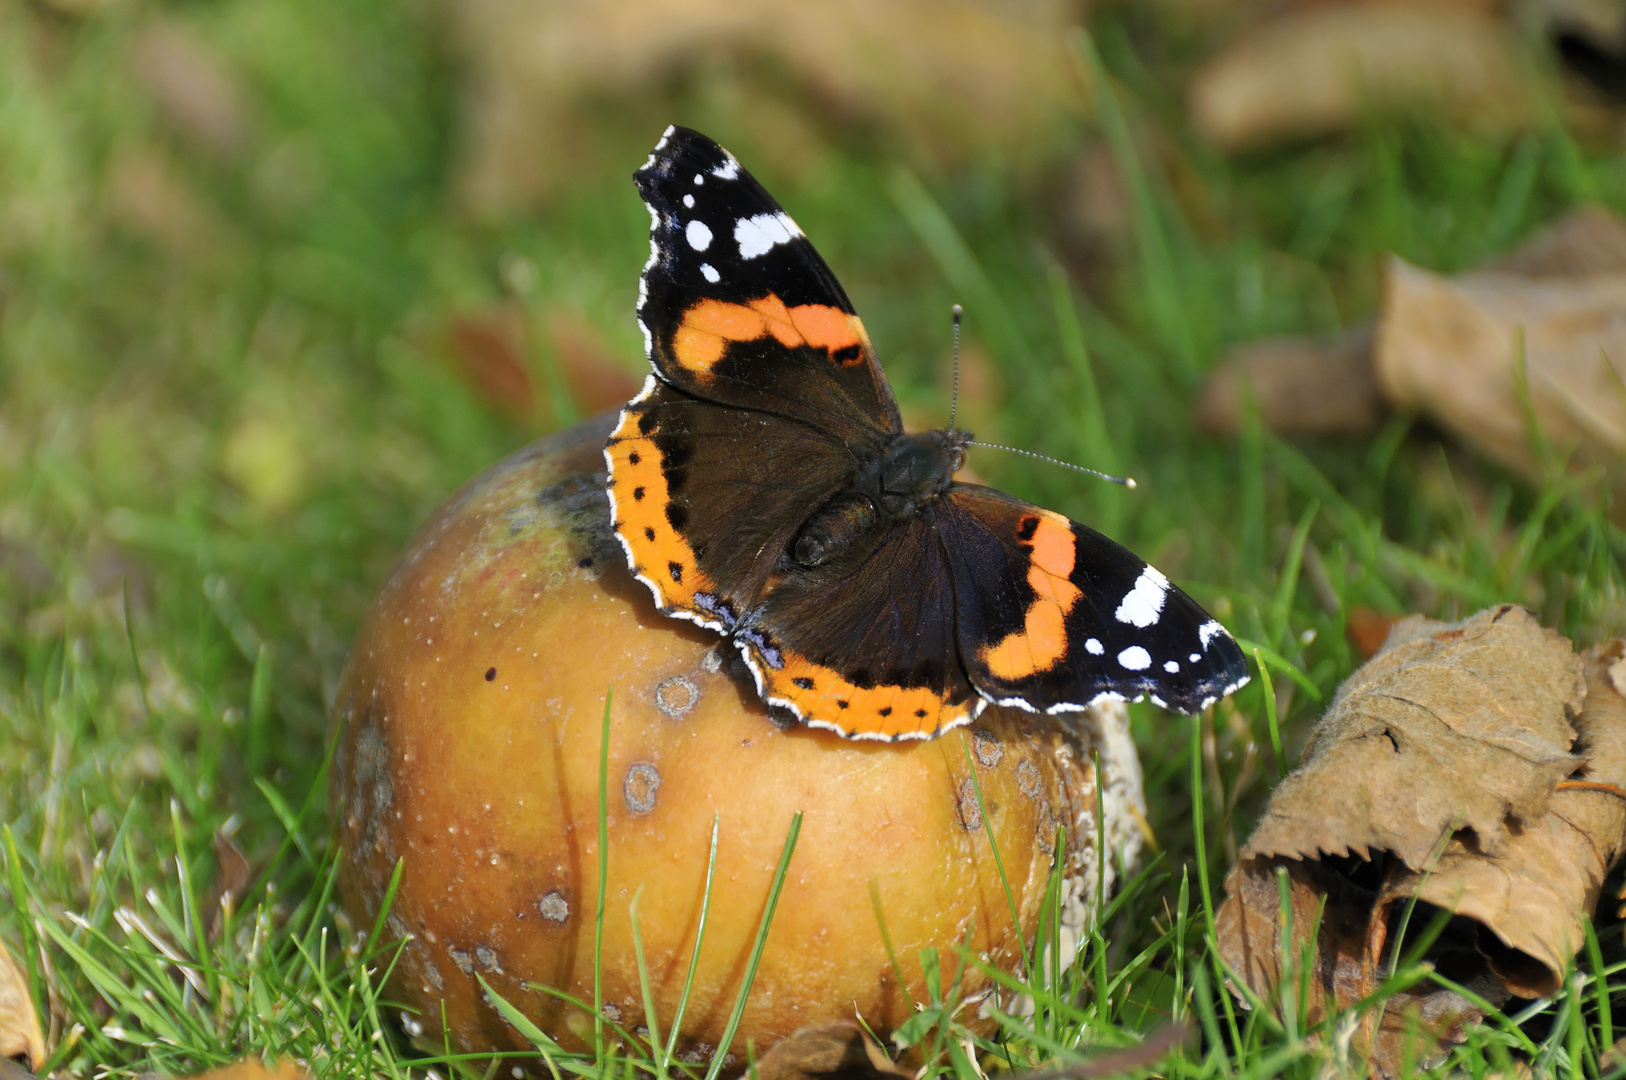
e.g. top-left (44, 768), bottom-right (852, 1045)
top-left (331, 412), bottom-right (1146, 1063)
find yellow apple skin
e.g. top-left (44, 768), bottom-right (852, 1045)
top-left (332, 412), bottom-right (1141, 1064)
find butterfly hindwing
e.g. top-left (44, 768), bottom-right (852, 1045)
top-left (937, 486), bottom-right (1249, 715)
top-left (634, 125), bottom-right (902, 440)
top-left (605, 376), bottom-right (858, 630)
top-left (734, 511), bottom-right (982, 740)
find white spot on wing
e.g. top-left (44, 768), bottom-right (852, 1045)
top-left (1163, 660), bottom-right (1180, 673)
top-left (734, 212), bottom-right (802, 259)
top-left (682, 194), bottom-right (694, 208)
top-left (1190, 652), bottom-right (1201, 663)
top-left (711, 156), bottom-right (740, 180)
top-left (1085, 637), bottom-right (1104, 655)
top-left (699, 263), bottom-right (720, 283)
top-left (693, 173), bottom-right (705, 186)
top-left (1115, 567), bottom-right (1169, 628)
top-left (1198, 620), bottom-right (1225, 649)
top-left (685, 220), bottom-right (712, 251)
top-left (1118, 646), bottom-right (1151, 671)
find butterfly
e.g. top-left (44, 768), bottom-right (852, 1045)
top-left (604, 125), bottom-right (1248, 740)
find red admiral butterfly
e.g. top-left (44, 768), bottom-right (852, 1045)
top-left (606, 126), bottom-right (1248, 740)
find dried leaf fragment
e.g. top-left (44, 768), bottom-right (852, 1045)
top-left (753, 1021), bottom-right (907, 1080)
top-left (0, 936), bottom-right (42, 1070)
top-left (1218, 606), bottom-right (1625, 1077)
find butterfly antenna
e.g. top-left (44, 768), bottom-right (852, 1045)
top-left (969, 442), bottom-right (1137, 489)
top-left (948, 304), bottom-right (963, 432)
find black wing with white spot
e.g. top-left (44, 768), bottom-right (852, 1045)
top-left (937, 485), bottom-right (1250, 716)
top-left (632, 125), bottom-right (902, 439)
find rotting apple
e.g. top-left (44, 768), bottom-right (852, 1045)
top-left (332, 412), bottom-right (1147, 1066)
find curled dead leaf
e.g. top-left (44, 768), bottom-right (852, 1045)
top-left (0, 936), bottom-right (43, 1070)
top-left (1218, 605), bottom-right (1626, 1076)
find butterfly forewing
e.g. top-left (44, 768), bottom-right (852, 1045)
top-left (633, 126), bottom-right (903, 440)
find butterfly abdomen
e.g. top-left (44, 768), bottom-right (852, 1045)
top-left (793, 493), bottom-right (877, 568)
top-left (791, 429), bottom-right (971, 569)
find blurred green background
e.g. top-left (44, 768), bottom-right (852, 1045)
top-left (4, 0), bottom-right (1626, 1072)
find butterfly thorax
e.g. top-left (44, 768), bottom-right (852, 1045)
top-left (792, 428), bottom-right (973, 569)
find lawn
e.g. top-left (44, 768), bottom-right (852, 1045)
top-left (2, 1), bottom-right (1624, 1076)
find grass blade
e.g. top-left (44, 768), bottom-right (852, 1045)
top-left (703, 812), bottom-right (802, 1080)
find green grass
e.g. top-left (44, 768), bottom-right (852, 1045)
top-left (4, 1), bottom-right (1626, 1076)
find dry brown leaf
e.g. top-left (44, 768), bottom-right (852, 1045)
top-left (1188, 5), bottom-right (1535, 151)
top-left (1196, 204), bottom-right (1626, 443)
top-left (1373, 255), bottom-right (1626, 489)
top-left (1197, 323), bottom-right (1381, 436)
top-left (0, 935), bottom-right (43, 1070)
top-left (446, 0), bottom-right (1086, 215)
top-left (1217, 606), bottom-right (1626, 1076)
top-left (1245, 605), bottom-right (1585, 870)
top-left (753, 1021), bottom-right (907, 1080)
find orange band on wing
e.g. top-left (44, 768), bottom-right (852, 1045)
top-left (606, 408), bottom-right (717, 615)
top-left (980, 510), bottom-right (1082, 682)
top-left (749, 649), bottom-right (973, 740)
top-left (669, 294), bottom-right (870, 378)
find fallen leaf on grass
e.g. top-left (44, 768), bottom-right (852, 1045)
top-left (754, 1021), bottom-right (908, 1080)
top-left (1199, 203), bottom-right (1626, 469)
top-left (1197, 324), bottom-right (1381, 436)
top-left (0, 935), bottom-right (43, 1069)
top-left (1188, 5), bottom-right (1534, 151)
top-left (1218, 605), bottom-right (1626, 1075)
top-left (1373, 256), bottom-right (1626, 490)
